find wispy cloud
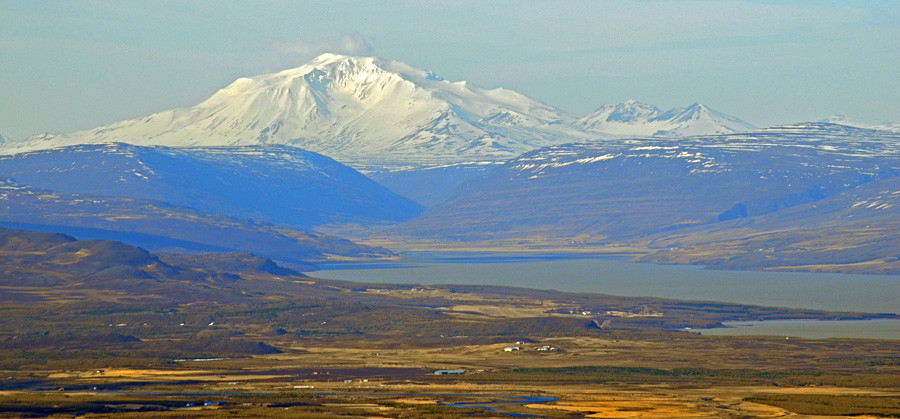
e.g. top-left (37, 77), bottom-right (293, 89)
top-left (272, 34), bottom-right (373, 59)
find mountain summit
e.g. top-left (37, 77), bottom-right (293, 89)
top-left (577, 100), bottom-right (755, 137)
top-left (7, 54), bottom-right (583, 167)
top-left (3, 55), bottom-right (759, 166)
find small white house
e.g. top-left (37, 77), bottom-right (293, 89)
top-left (434, 369), bottom-right (466, 375)
top-left (504, 346), bottom-right (521, 352)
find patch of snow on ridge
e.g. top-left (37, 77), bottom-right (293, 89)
top-left (573, 154), bottom-right (619, 164)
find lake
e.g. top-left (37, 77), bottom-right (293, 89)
top-left (307, 252), bottom-right (899, 313)
top-left (306, 252), bottom-right (900, 340)
top-left (698, 319), bottom-right (900, 340)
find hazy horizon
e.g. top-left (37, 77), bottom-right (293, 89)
top-left (1, 0), bottom-right (898, 140)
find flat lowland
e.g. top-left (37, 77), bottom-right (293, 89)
top-left (0, 228), bottom-right (897, 417)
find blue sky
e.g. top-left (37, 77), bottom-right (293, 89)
top-left (1, 0), bottom-right (897, 139)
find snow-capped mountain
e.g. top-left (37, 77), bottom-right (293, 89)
top-left (823, 116), bottom-right (900, 133)
top-left (577, 100), bottom-right (755, 137)
top-left (5, 54), bottom-right (586, 167)
top-left (578, 100), bottom-right (662, 130)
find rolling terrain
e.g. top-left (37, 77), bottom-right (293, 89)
top-left (395, 123), bottom-right (900, 274)
top-left (0, 180), bottom-right (392, 263)
top-left (0, 17), bottom-right (897, 417)
top-left (824, 115), bottom-right (900, 133)
top-left (0, 143), bottom-right (422, 228)
top-left (0, 226), bottom-right (896, 417)
top-left (635, 173), bottom-right (900, 274)
top-left (0, 54), bottom-right (896, 276)
top-left (0, 143), bottom-right (411, 263)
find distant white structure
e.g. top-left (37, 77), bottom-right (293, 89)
top-left (434, 369), bottom-right (466, 375)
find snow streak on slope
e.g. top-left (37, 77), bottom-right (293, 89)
top-left (577, 100), bottom-right (755, 137)
top-left (399, 122), bottom-right (900, 243)
top-left (6, 54), bottom-right (586, 167)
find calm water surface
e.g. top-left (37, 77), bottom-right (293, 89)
top-left (699, 319), bottom-right (900, 340)
top-left (307, 252), bottom-right (899, 314)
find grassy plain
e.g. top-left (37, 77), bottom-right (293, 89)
top-left (0, 228), bottom-right (898, 417)
top-left (2, 335), bottom-right (898, 418)
top-left (2, 289), bottom-right (897, 418)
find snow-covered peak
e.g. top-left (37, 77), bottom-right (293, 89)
top-left (577, 101), bottom-right (754, 137)
top-left (663, 102), bottom-right (707, 121)
top-left (4, 53), bottom-right (584, 168)
top-left (580, 100), bottom-right (661, 128)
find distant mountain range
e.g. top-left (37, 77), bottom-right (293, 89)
top-left (0, 143), bottom-right (418, 263)
top-left (396, 123), bottom-right (900, 274)
top-left (1, 54), bottom-right (898, 275)
top-left (2, 54), bottom-right (754, 169)
top-left (0, 143), bottom-right (421, 228)
top-left (2, 54), bottom-right (581, 167)
top-left (823, 116), bottom-right (900, 133)
top-left (577, 100), bottom-right (755, 137)
top-left (0, 180), bottom-right (393, 264)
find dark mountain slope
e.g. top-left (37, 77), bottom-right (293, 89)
top-left (0, 143), bottom-right (423, 228)
top-left (637, 174), bottom-right (900, 274)
top-left (0, 180), bottom-right (393, 263)
top-left (0, 226), bottom-right (311, 298)
top-left (396, 123), bottom-right (900, 273)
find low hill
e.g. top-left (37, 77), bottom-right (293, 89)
top-left (0, 180), bottom-right (393, 263)
top-left (0, 226), bottom-right (311, 301)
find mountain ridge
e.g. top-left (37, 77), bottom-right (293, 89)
top-left (3, 54), bottom-right (755, 169)
top-left (577, 100), bottom-right (755, 137)
top-left (393, 122), bottom-right (900, 274)
top-left (3, 54), bottom-right (585, 167)
top-left (0, 142), bottom-right (423, 228)
top-left (0, 179), bottom-right (394, 264)
top-left (822, 115), bottom-right (900, 133)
